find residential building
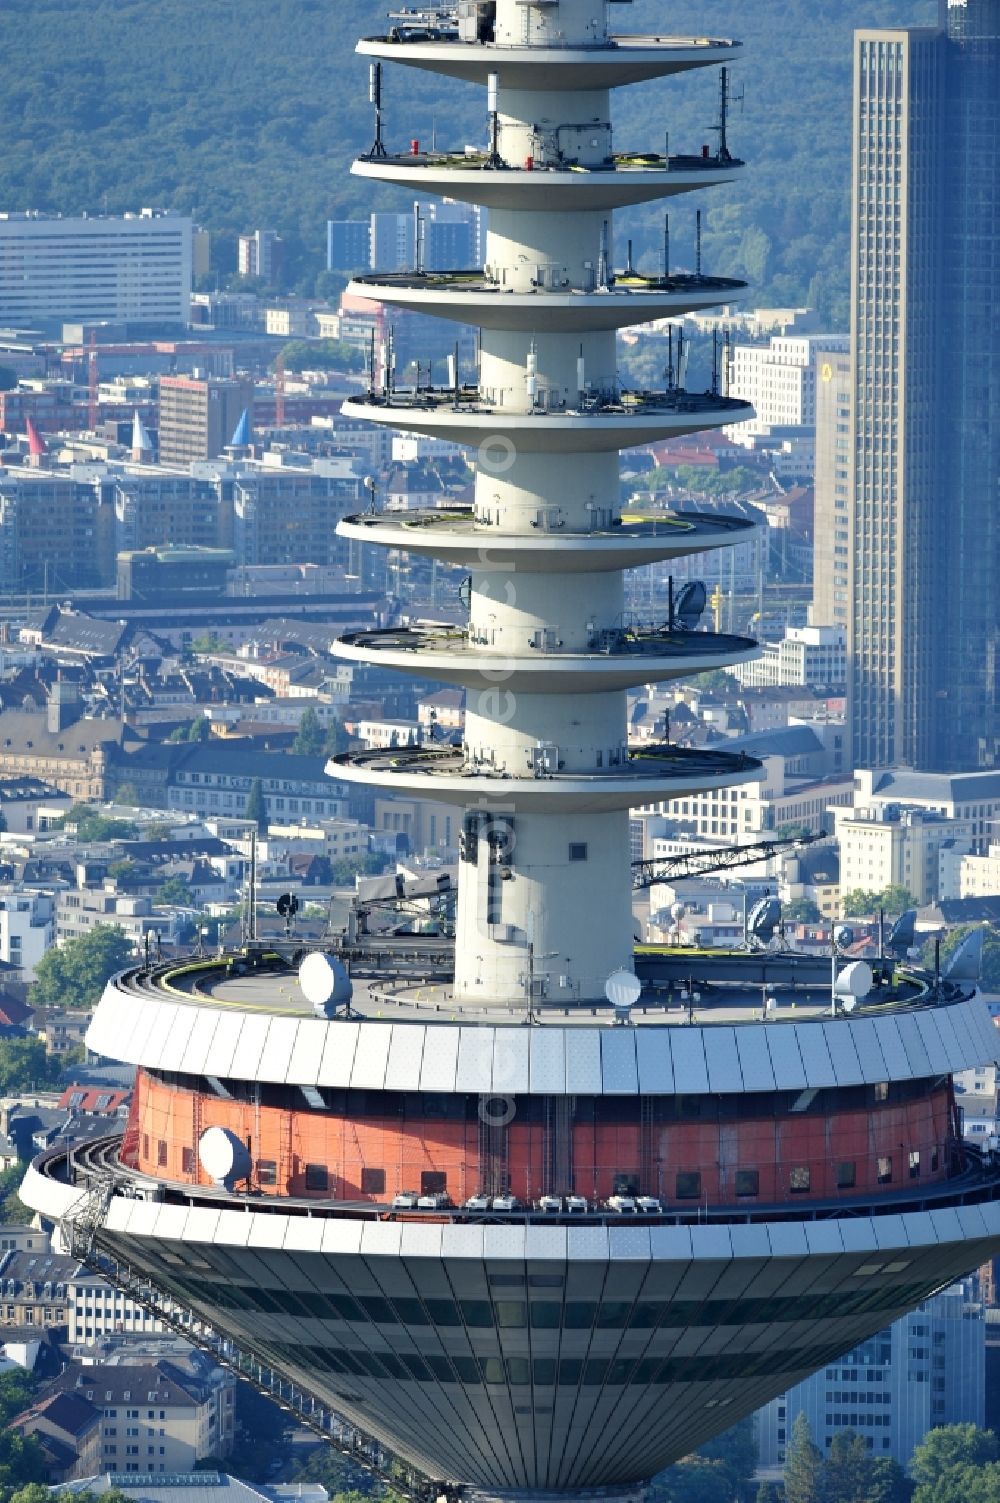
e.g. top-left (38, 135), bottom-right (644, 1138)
top-left (833, 803), bottom-right (973, 906)
top-left (238, 229), bottom-right (283, 284)
top-left (726, 332), bottom-right (849, 450)
top-left (52, 1357), bottom-right (235, 1474)
top-left (848, 8), bottom-right (1000, 770)
top-left (0, 211), bottom-right (191, 329)
top-left (0, 1248), bottom-right (76, 1330)
top-left (756, 1283), bottom-right (986, 1471)
top-left (0, 888), bottom-right (55, 982)
top-left (0, 471), bottom-right (106, 593)
top-left (54, 888), bottom-right (181, 949)
top-left (157, 378), bottom-right (254, 465)
top-left (231, 466), bottom-right (361, 568)
top-left (811, 348), bottom-right (852, 628)
top-left (0, 776), bottom-right (71, 834)
top-left (953, 842), bottom-right (1000, 900)
top-left (9, 1390), bottom-right (101, 1481)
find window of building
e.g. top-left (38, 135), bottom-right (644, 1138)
top-left (908, 1150), bottom-right (920, 1179)
top-left (568, 843), bottom-right (588, 862)
top-left (789, 1166), bottom-right (811, 1193)
top-left (156, 1140), bottom-right (168, 1167)
top-left (675, 1171), bottom-right (701, 1200)
top-left (734, 1169), bottom-right (759, 1197)
top-left (304, 1164), bottom-right (329, 1192)
top-left (257, 1160), bottom-right (277, 1186)
top-left (421, 1171), bottom-right (447, 1195)
top-left (877, 1157), bottom-right (892, 1184)
top-left (361, 1167), bottom-right (385, 1195)
top-left (181, 1147), bottom-right (196, 1175)
top-left (837, 1162), bottom-right (857, 1189)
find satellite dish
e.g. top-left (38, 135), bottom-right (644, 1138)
top-left (834, 960), bottom-right (874, 1000)
top-left (748, 896), bottom-right (781, 945)
top-left (458, 575), bottom-right (472, 609)
top-left (298, 951), bottom-right (353, 1017)
top-left (605, 968), bottom-right (641, 1021)
top-left (886, 909), bottom-right (916, 957)
top-left (834, 924), bottom-right (854, 949)
top-left (276, 892), bottom-right (300, 919)
top-left (672, 580), bottom-right (707, 632)
top-left (198, 1127), bottom-right (251, 1189)
top-left (943, 927), bottom-right (985, 983)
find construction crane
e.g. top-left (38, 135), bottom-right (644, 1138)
top-left (87, 328), bottom-right (98, 431)
top-left (631, 831), bottom-right (820, 890)
top-left (274, 350), bottom-right (286, 428)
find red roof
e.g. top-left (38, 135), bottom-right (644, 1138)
top-left (58, 1086), bottom-right (130, 1114)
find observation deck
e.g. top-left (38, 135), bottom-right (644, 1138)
top-left (353, 148), bottom-right (744, 211)
top-left (357, 32), bottom-right (743, 89)
top-left (335, 506), bottom-right (758, 572)
top-left (333, 623), bottom-right (758, 692)
top-left (342, 387), bottom-right (753, 452)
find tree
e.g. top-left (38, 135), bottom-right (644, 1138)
top-left (30, 925), bottom-right (135, 1010)
top-left (910, 1425), bottom-right (999, 1495)
top-left (156, 875), bottom-right (193, 907)
top-left (841, 888), bottom-right (879, 918)
top-left (922, 924), bottom-right (1000, 992)
top-left (867, 1457), bottom-right (910, 1503)
top-left (0, 1039), bottom-right (56, 1095)
top-left (188, 715), bottom-right (210, 742)
top-left (292, 706), bottom-right (325, 756)
top-left (244, 777), bottom-right (268, 835)
top-left (878, 884), bottom-right (915, 916)
top-left (784, 897), bottom-right (821, 924)
top-left (784, 1413), bottom-right (823, 1503)
top-left (821, 1431), bottom-right (875, 1503)
top-left (0, 1433), bottom-right (47, 1493)
top-left (55, 804), bottom-right (139, 842)
top-left (324, 718), bottom-right (350, 757)
top-left (113, 782), bottom-right (141, 807)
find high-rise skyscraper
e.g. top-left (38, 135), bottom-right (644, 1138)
top-left (848, 0), bottom-right (1000, 771)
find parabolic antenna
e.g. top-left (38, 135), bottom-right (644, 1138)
top-left (198, 1126), bottom-right (251, 1188)
top-left (605, 968), bottom-right (642, 1014)
top-left (834, 924), bottom-right (854, 949)
top-left (298, 951), bottom-right (353, 1015)
top-left (834, 960), bottom-right (873, 1000)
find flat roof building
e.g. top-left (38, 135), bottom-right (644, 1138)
top-left (0, 211), bottom-right (192, 329)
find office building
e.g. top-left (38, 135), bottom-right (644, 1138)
top-left (0, 210), bottom-right (192, 328)
top-left (849, 3), bottom-right (1000, 770)
top-left (735, 625), bottom-right (846, 689)
top-left (757, 1283), bottom-right (985, 1470)
top-left (327, 219), bottom-right (371, 273)
top-left (23, 6), bottom-right (1000, 1503)
top-left (812, 348), bottom-right (852, 628)
top-left (833, 802), bottom-right (972, 906)
top-left (157, 376), bottom-right (254, 464)
top-left (726, 333), bottom-right (848, 441)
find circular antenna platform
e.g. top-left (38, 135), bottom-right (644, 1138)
top-left (298, 950), bottom-right (353, 1015)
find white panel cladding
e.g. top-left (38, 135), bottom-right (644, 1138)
top-left (820, 1020), bottom-right (862, 1082)
top-left (156, 1000), bottom-right (199, 1073)
top-left (728, 1224), bottom-right (772, 1259)
top-left (894, 1011), bottom-right (934, 1077)
top-left (287, 1018), bottom-right (328, 1087)
top-left (483, 1223), bottom-right (527, 1260)
top-left (140, 1000), bottom-right (182, 1068)
top-left (529, 1028), bottom-right (567, 1092)
top-left (668, 1028), bottom-right (709, 1094)
top-left (567, 1224), bottom-right (610, 1261)
top-left (493, 1027), bottom-right (531, 1093)
top-left (793, 1024), bottom-right (838, 1087)
top-left (350, 1022), bottom-right (394, 1089)
top-left (600, 1028), bottom-right (638, 1092)
top-left (913, 1009), bottom-right (954, 1074)
top-left (524, 1224), bottom-right (567, 1261)
top-left (456, 1027), bottom-right (496, 1092)
top-left (227, 1013), bottom-right (270, 1080)
top-left (256, 1016), bottom-right (300, 1084)
top-left (734, 1028), bottom-right (775, 1092)
top-left (126, 994), bottom-right (173, 1064)
top-left (845, 1016), bottom-right (888, 1083)
top-left (703, 1027), bottom-right (742, 1093)
top-left (318, 1020), bottom-right (360, 1087)
top-left (565, 1029), bottom-right (603, 1093)
top-left (179, 1006), bottom-right (224, 1076)
top-left (764, 1221), bottom-right (809, 1257)
top-left (872, 1015), bottom-right (911, 1079)
top-left (200, 1010), bottom-right (244, 1078)
top-left (636, 1031), bottom-right (674, 1093)
top-left (764, 1025), bottom-right (807, 1089)
top-left (385, 1024), bottom-right (427, 1091)
top-left (420, 1024), bottom-right (460, 1090)
top-left (870, 1213), bottom-right (908, 1250)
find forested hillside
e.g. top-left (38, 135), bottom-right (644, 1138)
top-left (5, 0), bottom-right (933, 323)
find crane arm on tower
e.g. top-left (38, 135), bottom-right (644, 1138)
top-left (631, 831), bottom-right (820, 889)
